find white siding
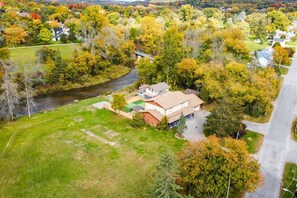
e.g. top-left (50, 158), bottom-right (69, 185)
top-left (165, 101), bottom-right (189, 115)
top-left (145, 103), bottom-right (165, 115)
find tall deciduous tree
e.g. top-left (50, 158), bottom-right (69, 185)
top-left (0, 61), bottom-right (20, 120)
top-left (273, 46), bottom-right (290, 67)
top-left (4, 25), bottom-right (27, 47)
top-left (266, 11), bottom-right (291, 32)
top-left (177, 136), bottom-right (263, 197)
top-left (159, 26), bottom-right (183, 86)
top-left (138, 16), bottom-right (164, 55)
top-left (22, 65), bottom-right (36, 118)
top-left (204, 98), bottom-right (243, 138)
top-left (137, 58), bottom-right (157, 84)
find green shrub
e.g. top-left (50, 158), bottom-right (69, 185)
top-left (131, 112), bottom-right (145, 128)
top-left (60, 33), bottom-right (68, 44)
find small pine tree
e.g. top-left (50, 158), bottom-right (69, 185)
top-left (151, 153), bottom-right (182, 198)
top-left (157, 116), bottom-right (169, 130)
top-left (176, 113), bottom-right (187, 137)
top-left (131, 112), bottom-right (145, 128)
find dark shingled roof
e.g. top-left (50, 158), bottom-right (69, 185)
top-left (184, 89), bottom-right (198, 96)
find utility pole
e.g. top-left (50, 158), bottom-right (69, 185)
top-left (226, 172), bottom-right (231, 198)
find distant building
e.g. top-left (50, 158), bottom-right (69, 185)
top-left (50, 22), bottom-right (70, 41)
top-left (141, 91), bottom-right (204, 128)
top-left (184, 89), bottom-right (198, 96)
top-left (138, 82), bottom-right (169, 99)
top-left (17, 11), bottom-right (29, 18)
top-left (255, 48), bottom-right (273, 68)
top-left (271, 38), bottom-right (286, 47)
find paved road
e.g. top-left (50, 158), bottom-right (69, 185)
top-left (184, 112), bottom-right (268, 141)
top-left (245, 51), bottom-right (297, 197)
top-left (243, 121), bottom-right (267, 135)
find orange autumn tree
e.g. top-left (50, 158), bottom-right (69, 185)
top-left (177, 136), bottom-right (263, 197)
top-left (273, 46), bottom-right (290, 67)
top-left (4, 25), bottom-right (27, 47)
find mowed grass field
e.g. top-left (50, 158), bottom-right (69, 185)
top-left (244, 40), bottom-right (269, 52)
top-left (0, 97), bottom-right (185, 198)
top-left (9, 44), bottom-right (80, 65)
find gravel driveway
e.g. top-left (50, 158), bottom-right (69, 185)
top-left (183, 110), bottom-right (210, 142)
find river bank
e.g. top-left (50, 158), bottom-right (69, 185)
top-left (18, 69), bottom-right (139, 116)
top-left (35, 65), bottom-right (130, 96)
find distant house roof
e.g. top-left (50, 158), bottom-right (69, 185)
top-left (273, 38), bottom-right (285, 43)
top-left (186, 94), bottom-right (204, 107)
top-left (131, 106), bottom-right (144, 112)
top-left (146, 91), bottom-right (189, 110)
top-left (139, 82), bottom-right (169, 93)
top-left (257, 49), bottom-right (273, 61)
top-left (150, 82), bottom-right (169, 93)
top-left (256, 48), bottom-right (273, 67)
top-left (184, 89), bottom-right (198, 96)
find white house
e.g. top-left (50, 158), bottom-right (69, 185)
top-left (51, 23), bottom-right (70, 41)
top-left (255, 48), bottom-right (273, 68)
top-left (138, 82), bottom-right (169, 99)
top-left (140, 91), bottom-right (204, 128)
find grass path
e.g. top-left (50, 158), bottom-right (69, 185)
top-left (0, 132), bottom-right (16, 157)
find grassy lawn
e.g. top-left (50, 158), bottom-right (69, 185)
top-left (9, 44), bottom-right (80, 66)
top-left (0, 97), bottom-right (185, 198)
top-left (291, 118), bottom-right (297, 141)
top-left (242, 131), bottom-right (264, 154)
top-left (280, 163), bottom-right (297, 198)
top-left (244, 40), bottom-right (269, 52)
top-left (286, 41), bottom-right (297, 46)
top-left (281, 67), bottom-right (289, 75)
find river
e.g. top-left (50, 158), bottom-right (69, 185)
top-left (20, 69), bottom-right (138, 116)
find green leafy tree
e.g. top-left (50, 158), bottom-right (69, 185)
top-left (111, 94), bottom-right (127, 112)
top-left (151, 153), bottom-right (182, 198)
top-left (159, 26), bottom-right (183, 86)
top-left (131, 112), bottom-right (145, 128)
top-left (204, 99), bottom-right (243, 138)
top-left (138, 16), bottom-right (164, 55)
top-left (60, 33), bottom-right (68, 44)
top-left (38, 28), bottom-right (52, 44)
top-left (246, 13), bottom-right (268, 41)
top-left (157, 116), bottom-right (169, 131)
top-left (176, 113), bottom-right (187, 137)
top-left (266, 11), bottom-right (291, 32)
top-left (68, 31), bottom-right (77, 42)
top-left (137, 58), bottom-right (157, 84)
top-left (0, 48), bottom-right (10, 60)
top-left (177, 136), bottom-right (263, 197)
top-left (179, 4), bottom-right (195, 22)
